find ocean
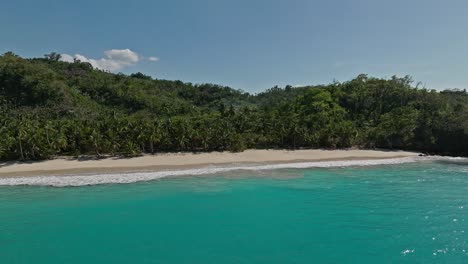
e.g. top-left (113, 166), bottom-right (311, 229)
top-left (0, 157), bottom-right (467, 263)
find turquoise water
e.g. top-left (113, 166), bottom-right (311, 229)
top-left (1, 160), bottom-right (467, 263)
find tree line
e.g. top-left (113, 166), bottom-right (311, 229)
top-left (0, 52), bottom-right (467, 160)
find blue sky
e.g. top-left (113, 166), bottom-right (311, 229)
top-left (1, 0), bottom-right (467, 92)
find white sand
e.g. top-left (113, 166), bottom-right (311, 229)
top-left (0, 149), bottom-right (419, 177)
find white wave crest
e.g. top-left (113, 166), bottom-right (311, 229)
top-left (0, 156), bottom-right (430, 187)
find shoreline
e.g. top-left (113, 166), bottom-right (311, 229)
top-left (0, 149), bottom-right (420, 178)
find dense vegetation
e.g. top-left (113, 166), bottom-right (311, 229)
top-left (0, 52), bottom-right (467, 160)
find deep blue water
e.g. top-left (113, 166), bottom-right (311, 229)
top-left (0, 160), bottom-right (467, 263)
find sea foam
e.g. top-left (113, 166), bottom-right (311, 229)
top-left (0, 156), bottom-right (463, 187)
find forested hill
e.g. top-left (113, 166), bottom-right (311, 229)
top-left (1, 52), bottom-right (467, 160)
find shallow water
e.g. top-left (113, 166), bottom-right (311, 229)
top-left (0, 160), bottom-right (467, 263)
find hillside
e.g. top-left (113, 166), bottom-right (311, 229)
top-left (0, 52), bottom-right (467, 160)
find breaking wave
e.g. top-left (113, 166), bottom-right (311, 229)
top-left (0, 156), bottom-right (465, 187)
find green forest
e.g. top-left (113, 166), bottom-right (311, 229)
top-left (0, 52), bottom-right (467, 160)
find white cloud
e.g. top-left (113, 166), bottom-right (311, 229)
top-left (148, 56), bottom-right (159, 62)
top-left (60, 49), bottom-right (149, 71)
top-left (104, 49), bottom-right (139, 64)
top-left (292, 84), bottom-right (306, 88)
top-left (60, 54), bottom-right (74, 63)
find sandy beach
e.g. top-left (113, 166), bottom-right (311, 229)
top-left (0, 149), bottom-right (419, 177)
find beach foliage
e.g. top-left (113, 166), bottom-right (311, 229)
top-left (0, 52), bottom-right (467, 160)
